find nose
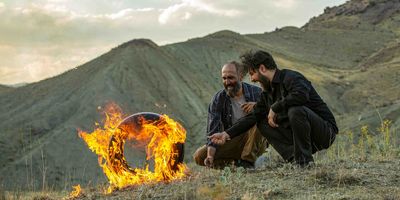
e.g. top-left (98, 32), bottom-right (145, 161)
top-left (250, 75), bottom-right (255, 82)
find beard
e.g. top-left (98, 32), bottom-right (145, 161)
top-left (258, 74), bottom-right (270, 91)
top-left (224, 81), bottom-right (241, 97)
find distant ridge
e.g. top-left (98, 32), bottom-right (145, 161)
top-left (205, 30), bottom-right (243, 38)
top-left (303, 0), bottom-right (400, 31)
top-left (117, 39), bottom-right (159, 49)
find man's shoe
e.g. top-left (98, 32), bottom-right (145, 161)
top-left (234, 159), bottom-right (254, 169)
top-left (297, 161), bottom-right (315, 169)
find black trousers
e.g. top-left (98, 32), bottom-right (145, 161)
top-left (257, 106), bottom-right (336, 164)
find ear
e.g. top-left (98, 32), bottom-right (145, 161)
top-left (259, 64), bottom-right (267, 73)
top-left (239, 72), bottom-right (244, 81)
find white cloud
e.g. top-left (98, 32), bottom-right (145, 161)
top-left (183, 0), bottom-right (240, 16)
top-left (271, 0), bottom-right (297, 9)
top-left (0, 2), bottom-right (5, 13)
top-left (0, 0), bottom-right (348, 84)
top-left (42, 3), bottom-right (69, 13)
top-left (158, 0), bottom-right (241, 25)
top-left (158, 3), bottom-right (185, 24)
top-left (107, 8), bottom-right (134, 19)
top-left (182, 12), bottom-right (192, 20)
top-left (0, 45), bottom-right (111, 84)
top-left (22, 56), bottom-right (59, 82)
top-left (47, 0), bottom-right (69, 2)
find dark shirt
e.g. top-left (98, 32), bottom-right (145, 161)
top-left (226, 69), bottom-right (338, 138)
top-left (207, 82), bottom-right (262, 147)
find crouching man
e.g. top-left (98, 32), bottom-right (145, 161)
top-left (209, 50), bottom-right (338, 167)
top-left (193, 61), bottom-right (268, 168)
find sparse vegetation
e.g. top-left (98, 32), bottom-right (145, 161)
top-left (4, 120), bottom-right (397, 199)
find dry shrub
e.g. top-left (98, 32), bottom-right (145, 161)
top-left (313, 168), bottom-right (334, 184)
top-left (335, 169), bottom-right (361, 186)
top-left (196, 183), bottom-right (229, 200)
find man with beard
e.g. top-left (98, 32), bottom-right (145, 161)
top-left (193, 61), bottom-right (268, 168)
top-left (209, 50), bottom-right (338, 167)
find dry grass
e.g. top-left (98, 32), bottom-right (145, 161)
top-left (3, 120), bottom-right (399, 200)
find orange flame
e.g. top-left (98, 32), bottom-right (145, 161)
top-left (69, 184), bottom-right (82, 198)
top-left (78, 103), bottom-right (187, 193)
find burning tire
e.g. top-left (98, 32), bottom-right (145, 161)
top-left (109, 112), bottom-right (185, 173)
top-left (79, 103), bottom-right (187, 192)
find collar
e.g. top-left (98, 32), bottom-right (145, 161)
top-left (271, 68), bottom-right (282, 84)
top-left (242, 82), bottom-right (252, 101)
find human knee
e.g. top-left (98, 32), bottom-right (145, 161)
top-left (288, 106), bottom-right (306, 121)
top-left (245, 125), bottom-right (258, 138)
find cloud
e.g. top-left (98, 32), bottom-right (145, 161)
top-left (271, 0), bottom-right (297, 9)
top-left (0, 0), bottom-right (347, 84)
top-left (0, 44), bottom-right (111, 84)
top-left (0, 3), bottom-right (160, 47)
top-left (158, 3), bottom-right (185, 24)
top-left (158, 0), bottom-right (241, 25)
top-left (0, 2), bottom-right (5, 13)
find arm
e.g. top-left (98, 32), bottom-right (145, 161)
top-left (241, 102), bottom-right (256, 113)
top-left (206, 93), bottom-right (223, 148)
top-left (204, 146), bottom-right (216, 167)
top-left (241, 84), bottom-right (262, 114)
top-left (226, 93), bottom-right (268, 138)
top-left (271, 74), bottom-right (311, 113)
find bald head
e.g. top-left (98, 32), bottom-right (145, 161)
top-left (222, 63), bottom-right (238, 75)
top-left (221, 61), bottom-right (242, 78)
top-left (221, 61), bottom-right (243, 97)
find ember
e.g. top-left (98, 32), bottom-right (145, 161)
top-left (69, 184), bottom-right (82, 198)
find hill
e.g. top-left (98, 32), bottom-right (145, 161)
top-left (0, 85), bottom-right (12, 93)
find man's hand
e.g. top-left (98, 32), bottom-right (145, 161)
top-left (208, 132), bottom-right (230, 145)
top-left (204, 146), bottom-right (216, 167)
top-left (268, 108), bottom-right (279, 128)
top-left (204, 156), bottom-right (214, 167)
top-left (241, 102), bottom-right (256, 113)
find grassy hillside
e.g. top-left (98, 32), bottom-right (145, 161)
top-left (0, 85), bottom-right (11, 93)
top-left (337, 40), bottom-right (400, 132)
top-left (0, 39), bottom-right (216, 190)
top-left (247, 27), bottom-right (395, 69)
top-left (3, 120), bottom-right (399, 199)
top-left (304, 0), bottom-right (400, 34)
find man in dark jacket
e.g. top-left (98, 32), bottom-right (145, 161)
top-left (209, 50), bottom-right (338, 166)
top-left (193, 61), bottom-right (268, 168)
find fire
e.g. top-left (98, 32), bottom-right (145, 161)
top-left (69, 184), bottom-right (82, 198)
top-left (78, 103), bottom-right (187, 193)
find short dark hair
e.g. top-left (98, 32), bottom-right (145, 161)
top-left (240, 50), bottom-right (277, 72)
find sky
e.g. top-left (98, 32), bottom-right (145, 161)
top-left (0, 0), bottom-right (346, 85)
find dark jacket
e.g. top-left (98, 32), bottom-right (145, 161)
top-left (207, 82), bottom-right (262, 147)
top-left (226, 69), bottom-right (338, 138)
